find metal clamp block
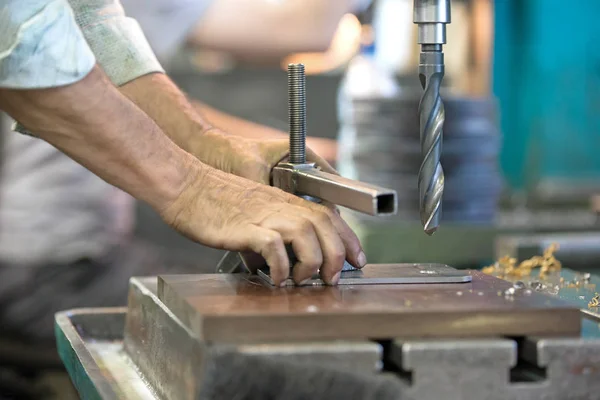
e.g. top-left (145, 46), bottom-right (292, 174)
top-left (272, 162), bottom-right (397, 216)
top-left (390, 338), bottom-right (517, 400)
top-left (519, 337), bottom-right (600, 399)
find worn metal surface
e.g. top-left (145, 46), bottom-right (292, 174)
top-left (384, 266), bottom-right (600, 399)
top-left (55, 308), bottom-right (156, 400)
top-left (125, 277), bottom-right (205, 400)
top-left (56, 308), bottom-right (600, 400)
top-left (257, 263), bottom-right (472, 286)
top-left (234, 342), bottom-right (382, 371)
top-left (157, 270), bottom-right (580, 344)
top-left (390, 338), bottom-right (517, 400)
top-left (56, 270), bottom-right (600, 400)
top-left (390, 335), bottom-right (600, 400)
top-left (125, 277), bottom-right (383, 399)
top-left (483, 254), bottom-right (600, 323)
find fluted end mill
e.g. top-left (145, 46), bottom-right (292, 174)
top-left (418, 47), bottom-right (445, 235)
top-left (288, 63), bottom-right (306, 164)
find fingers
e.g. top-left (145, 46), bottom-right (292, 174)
top-left (244, 226), bottom-right (290, 286)
top-left (260, 216), bottom-right (323, 284)
top-left (291, 198), bottom-right (366, 271)
top-left (291, 208), bottom-right (346, 284)
top-left (324, 206), bottom-right (367, 270)
top-left (250, 201), bottom-right (350, 285)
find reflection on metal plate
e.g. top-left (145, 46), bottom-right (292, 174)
top-left (257, 263), bottom-right (472, 286)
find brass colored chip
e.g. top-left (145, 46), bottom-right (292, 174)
top-left (483, 244), bottom-right (561, 280)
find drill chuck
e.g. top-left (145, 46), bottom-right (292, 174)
top-left (413, 0), bottom-right (451, 44)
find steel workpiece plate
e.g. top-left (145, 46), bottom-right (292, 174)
top-left (157, 268), bottom-right (581, 344)
top-left (257, 263), bottom-right (472, 286)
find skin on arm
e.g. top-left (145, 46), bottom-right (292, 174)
top-left (193, 100), bottom-right (338, 163)
top-left (0, 66), bottom-right (365, 285)
top-left (119, 72), bottom-right (338, 184)
top-left (0, 67), bottom-right (188, 213)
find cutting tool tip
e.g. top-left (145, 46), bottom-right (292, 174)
top-left (424, 226), bottom-right (438, 236)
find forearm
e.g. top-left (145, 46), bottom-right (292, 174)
top-left (119, 72), bottom-right (211, 153)
top-left (193, 101), bottom-right (338, 162)
top-left (0, 66), bottom-right (196, 213)
top-left (121, 73), bottom-right (292, 144)
top-left (119, 72), bottom-right (267, 172)
top-left (120, 72), bottom-right (337, 164)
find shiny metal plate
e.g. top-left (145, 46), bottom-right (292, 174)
top-left (257, 263), bottom-right (472, 286)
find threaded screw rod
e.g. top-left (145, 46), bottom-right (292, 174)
top-left (288, 63), bottom-right (307, 164)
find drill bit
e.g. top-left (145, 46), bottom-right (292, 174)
top-left (413, 0), bottom-right (450, 235)
top-left (418, 47), bottom-right (445, 235)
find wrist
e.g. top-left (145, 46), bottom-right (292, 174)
top-left (147, 148), bottom-right (204, 215)
top-left (186, 126), bottom-right (239, 170)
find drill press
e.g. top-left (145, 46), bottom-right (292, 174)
top-left (413, 0), bottom-right (450, 235)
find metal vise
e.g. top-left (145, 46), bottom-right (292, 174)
top-left (216, 63), bottom-right (398, 275)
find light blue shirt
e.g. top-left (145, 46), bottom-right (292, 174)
top-left (0, 0), bottom-right (164, 265)
top-left (0, 0), bottom-right (163, 89)
top-left (0, 0), bottom-right (95, 88)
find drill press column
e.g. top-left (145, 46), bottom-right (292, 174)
top-left (413, 0), bottom-right (450, 235)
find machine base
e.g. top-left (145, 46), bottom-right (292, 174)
top-left (55, 272), bottom-right (600, 400)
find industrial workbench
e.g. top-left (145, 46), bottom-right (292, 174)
top-left (56, 267), bottom-right (600, 400)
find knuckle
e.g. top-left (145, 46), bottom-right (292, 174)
top-left (296, 219), bottom-right (314, 236)
top-left (315, 210), bottom-right (332, 226)
top-left (304, 252), bottom-right (323, 271)
top-left (330, 247), bottom-right (346, 264)
top-left (262, 231), bottom-right (283, 251)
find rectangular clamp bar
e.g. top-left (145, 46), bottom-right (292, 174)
top-left (272, 163), bottom-right (397, 216)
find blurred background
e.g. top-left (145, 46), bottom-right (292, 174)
top-left (134, 0), bottom-right (600, 272)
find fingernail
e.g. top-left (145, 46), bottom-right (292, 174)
top-left (299, 278), bottom-right (312, 286)
top-left (330, 272), bottom-right (341, 286)
top-left (279, 279), bottom-right (287, 288)
top-left (358, 251), bottom-right (367, 268)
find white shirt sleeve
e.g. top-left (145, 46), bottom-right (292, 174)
top-left (68, 0), bottom-right (164, 86)
top-left (0, 0), bottom-right (96, 89)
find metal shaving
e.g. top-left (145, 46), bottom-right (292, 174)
top-left (482, 243), bottom-right (561, 279)
top-left (589, 293), bottom-right (600, 308)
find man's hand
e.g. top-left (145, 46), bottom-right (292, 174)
top-left (0, 66), bottom-right (366, 287)
top-left (161, 164), bottom-right (367, 286)
top-left (189, 127), bottom-right (337, 185)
